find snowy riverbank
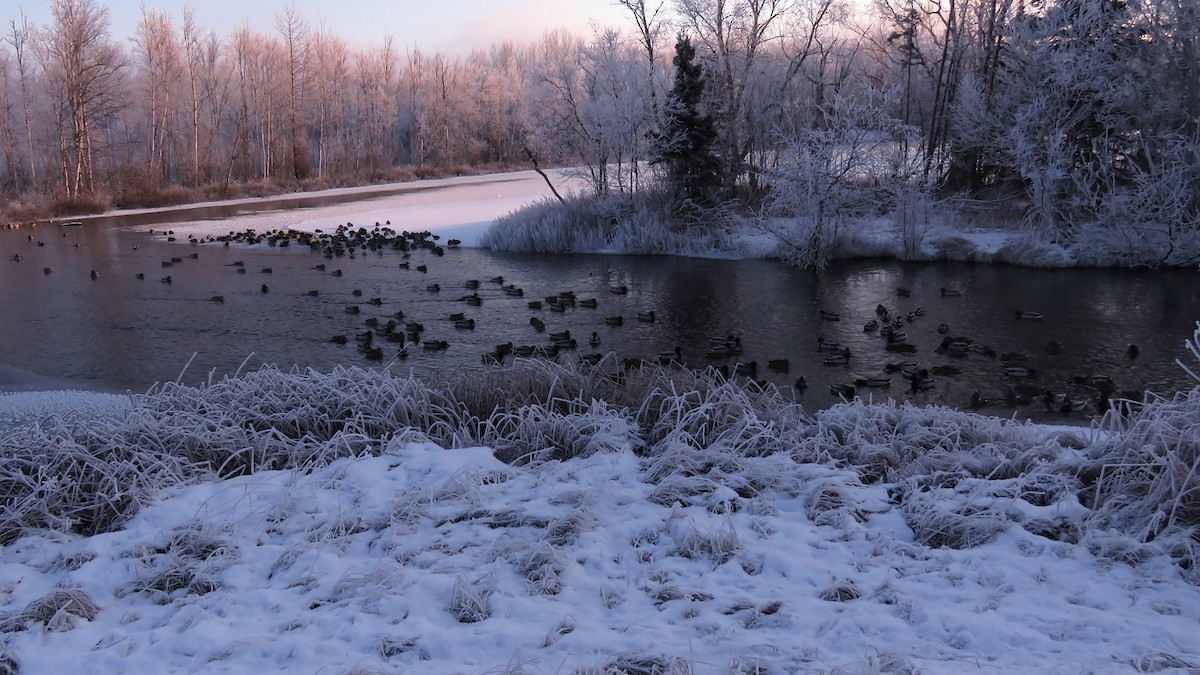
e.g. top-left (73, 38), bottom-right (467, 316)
top-left (1, 352), bottom-right (1198, 674)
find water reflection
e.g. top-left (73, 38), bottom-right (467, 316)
top-left (2, 221), bottom-right (1197, 424)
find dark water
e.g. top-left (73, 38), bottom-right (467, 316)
top-left (2, 218), bottom-right (1198, 423)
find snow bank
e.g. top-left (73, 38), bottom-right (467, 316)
top-left (1, 352), bottom-right (1197, 673)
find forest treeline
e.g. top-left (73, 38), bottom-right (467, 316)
top-left (1, 0), bottom-right (1197, 265)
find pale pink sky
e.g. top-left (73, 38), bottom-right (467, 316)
top-left (13, 0), bottom-right (634, 53)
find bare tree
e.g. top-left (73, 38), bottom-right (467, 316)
top-left (132, 7), bottom-right (183, 185)
top-left (33, 0), bottom-right (126, 198)
top-left (275, 3), bottom-right (308, 179)
top-left (5, 13), bottom-right (37, 189)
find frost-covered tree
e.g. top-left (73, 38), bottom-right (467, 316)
top-left (961, 0), bottom-right (1200, 264)
top-left (655, 34), bottom-right (720, 208)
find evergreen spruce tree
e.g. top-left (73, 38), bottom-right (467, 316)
top-left (656, 34), bottom-right (720, 210)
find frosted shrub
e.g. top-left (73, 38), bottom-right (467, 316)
top-left (1085, 322), bottom-right (1200, 541)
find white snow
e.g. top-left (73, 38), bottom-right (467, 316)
top-left (116, 169), bottom-right (586, 248)
top-left (0, 361), bottom-right (1196, 674)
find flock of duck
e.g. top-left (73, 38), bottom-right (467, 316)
top-left (6, 219), bottom-right (1140, 418)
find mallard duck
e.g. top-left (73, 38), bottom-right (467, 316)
top-left (416, 264), bottom-right (428, 273)
top-left (767, 358), bottom-right (790, 373)
top-left (549, 330), bottom-right (572, 341)
top-left (330, 334), bottom-right (348, 345)
top-left (657, 346), bottom-right (683, 365)
top-left (529, 317), bottom-right (546, 332)
top-left (1003, 366), bottom-right (1037, 378)
top-left (423, 340), bottom-right (449, 350)
top-left (637, 310), bottom-right (656, 322)
top-left (455, 319), bottom-right (476, 329)
top-left (464, 279), bottom-right (480, 289)
top-left (896, 287), bottom-right (911, 297)
top-left (427, 283), bottom-right (440, 292)
top-left (817, 337), bottom-right (841, 351)
top-left (854, 376), bottom-right (891, 388)
top-left (528, 301), bottom-right (543, 310)
top-left (818, 309), bottom-right (840, 321)
top-left (829, 383), bottom-right (856, 398)
top-left (863, 320), bottom-right (880, 332)
top-left (937, 323), bottom-right (949, 334)
top-left (604, 316), bottom-right (624, 326)
top-left (610, 285), bottom-right (629, 294)
top-left (589, 331), bottom-right (601, 347)
top-left (580, 298), bottom-right (598, 308)
top-left (1014, 310), bottom-right (1043, 320)
top-left (449, 312), bottom-right (466, 321)
top-left (734, 361), bottom-right (758, 377)
top-left (939, 287), bottom-right (962, 297)
top-left (1126, 344), bottom-right (1140, 359)
top-left (823, 348), bottom-right (851, 366)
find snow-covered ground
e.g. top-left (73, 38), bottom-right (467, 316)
top-left (116, 168), bottom-right (586, 248)
top-left (2, 174), bottom-right (1197, 674)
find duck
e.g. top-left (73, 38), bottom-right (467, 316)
top-left (260, 284), bottom-right (269, 294)
top-left (579, 298), bottom-right (598, 309)
top-left (854, 376), bottom-right (890, 388)
top-left (909, 370), bottom-right (936, 391)
top-left (863, 320), bottom-right (880, 332)
top-left (549, 330), bottom-right (572, 342)
top-left (885, 342), bottom-right (918, 354)
top-left (816, 337), bottom-right (841, 351)
top-left (589, 331), bottom-right (601, 347)
top-left (528, 301), bottom-right (543, 310)
top-left (346, 305), bottom-right (361, 314)
top-left (363, 346), bottom-right (384, 360)
top-left (818, 309), bottom-right (840, 321)
top-left (930, 364), bottom-right (962, 376)
top-left (734, 361), bottom-right (758, 377)
top-left (160, 275), bottom-right (172, 284)
top-left (823, 348), bottom-right (851, 366)
top-left (610, 285), bottom-right (629, 294)
top-left (657, 346), bottom-right (683, 365)
top-left (999, 351), bottom-right (1029, 363)
top-left (937, 323), bottom-right (949, 334)
top-left (448, 312), bottom-right (466, 321)
top-left (1126, 344), bottom-right (1140, 359)
top-left (513, 345), bottom-right (536, 357)
top-left (604, 315), bottom-right (624, 326)
top-left (210, 295), bottom-right (224, 303)
top-left (767, 358), bottom-right (790, 373)
top-left (896, 287), bottom-right (911, 297)
top-left (423, 340), bottom-right (449, 350)
top-left (369, 297), bottom-right (382, 306)
top-left (416, 264), bottom-right (427, 273)
top-left (793, 376), bottom-right (808, 393)
top-left (1003, 366), bottom-right (1037, 378)
top-left (969, 392), bottom-right (991, 409)
top-left (829, 383), bottom-right (856, 398)
top-left (939, 287), bottom-right (962, 297)
top-left (1014, 310), bottom-right (1043, 320)
top-left (330, 334), bottom-right (349, 345)
top-left (306, 290), bottom-right (319, 296)
top-left (135, 272), bottom-right (145, 280)
top-left (464, 279), bottom-right (480, 289)
top-left (454, 319), bottom-right (476, 330)
top-left (365, 317), bottom-right (380, 327)
top-left (637, 310), bottom-right (656, 322)
top-left (427, 283), bottom-right (441, 292)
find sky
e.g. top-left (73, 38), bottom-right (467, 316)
top-left (11, 0), bottom-right (634, 53)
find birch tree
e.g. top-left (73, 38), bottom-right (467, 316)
top-left (34, 0), bottom-right (125, 198)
